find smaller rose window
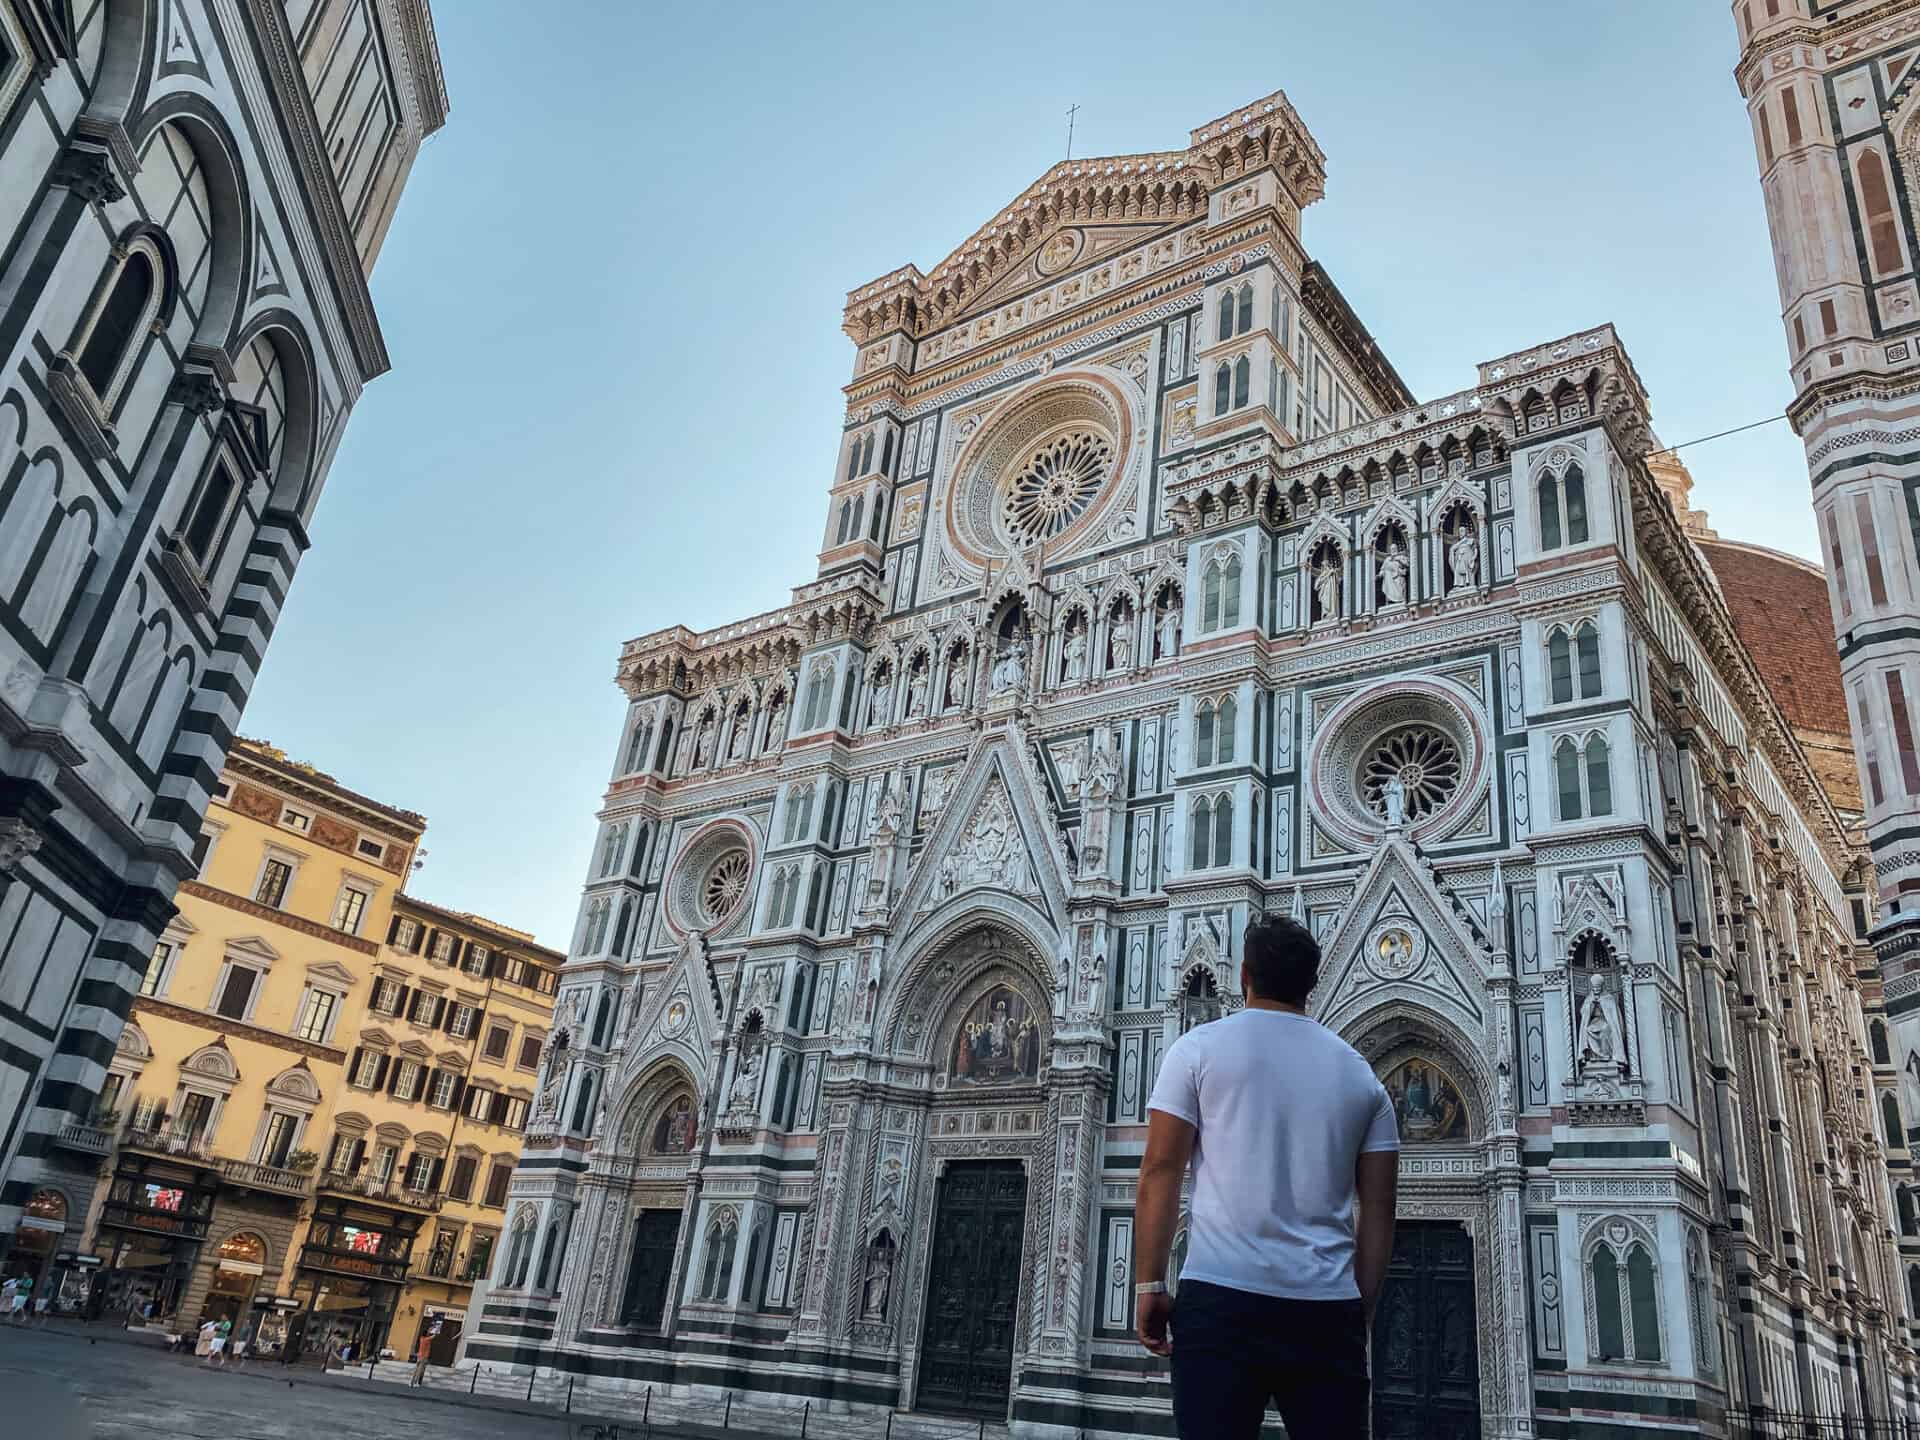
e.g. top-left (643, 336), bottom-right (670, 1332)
top-left (701, 849), bottom-right (750, 925)
top-left (1000, 431), bottom-right (1113, 544)
top-left (1361, 726), bottom-right (1461, 823)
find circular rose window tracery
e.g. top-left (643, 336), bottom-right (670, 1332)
top-left (1001, 431), bottom-right (1113, 545)
top-left (701, 849), bottom-right (750, 925)
top-left (1361, 725), bottom-right (1462, 822)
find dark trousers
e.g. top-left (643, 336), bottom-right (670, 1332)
top-left (1169, 1279), bottom-right (1369, 1439)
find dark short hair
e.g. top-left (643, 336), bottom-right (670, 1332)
top-left (1242, 916), bottom-right (1319, 1005)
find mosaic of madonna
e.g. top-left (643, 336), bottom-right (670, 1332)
top-left (949, 985), bottom-right (1041, 1086)
top-left (1381, 1057), bottom-right (1469, 1142)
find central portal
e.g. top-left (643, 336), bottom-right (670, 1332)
top-left (916, 1160), bottom-right (1027, 1417)
top-left (1370, 1218), bottom-right (1481, 1440)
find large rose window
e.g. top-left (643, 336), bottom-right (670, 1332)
top-left (1307, 681), bottom-right (1488, 847)
top-left (701, 849), bottom-right (750, 925)
top-left (1001, 431), bottom-right (1114, 544)
top-left (1361, 726), bottom-right (1462, 823)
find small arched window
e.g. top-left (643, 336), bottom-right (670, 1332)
top-left (182, 461), bottom-right (236, 563)
top-left (506, 1220), bottom-right (535, 1287)
top-left (1575, 623), bottom-right (1601, 698)
top-left (834, 500), bottom-right (852, 545)
top-left (1886, 1090), bottom-right (1906, 1150)
top-left (849, 495), bottom-right (864, 543)
top-left (1555, 738), bottom-right (1583, 820)
top-left (1538, 473), bottom-right (1563, 550)
top-left (1548, 630), bottom-right (1573, 705)
top-left (1564, 466), bottom-right (1590, 544)
top-left (1585, 735), bottom-right (1613, 816)
top-left (570, 1071), bottom-right (596, 1133)
top-left (1202, 564), bottom-right (1222, 631)
top-left (1216, 696), bottom-right (1237, 766)
top-left (1220, 554), bottom-right (1243, 629)
top-left (536, 1220), bottom-right (562, 1290)
top-left (880, 429), bottom-right (894, 474)
top-left (1216, 288), bottom-right (1235, 341)
top-left (1235, 284), bottom-right (1254, 337)
top-left (702, 1214), bottom-right (738, 1300)
top-left (1909, 1264), bottom-right (1920, 1318)
top-left (1213, 793), bottom-right (1233, 867)
top-left (1195, 701), bottom-right (1216, 768)
top-left (1214, 363), bottom-right (1232, 415)
top-left (1190, 796), bottom-right (1212, 872)
top-left (1858, 149), bottom-right (1905, 276)
top-left (1874, 1020), bottom-right (1893, 1066)
top-left (1233, 355), bottom-right (1251, 409)
top-left (76, 249), bottom-right (158, 403)
top-left (868, 493), bottom-right (885, 542)
top-left (624, 717), bottom-right (651, 773)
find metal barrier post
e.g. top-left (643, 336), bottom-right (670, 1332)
top-left (802, 1401), bottom-right (810, 1439)
top-left (470, 1365), bottom-right (479, 1394)
top-left (527, 1368), bottom-right (537, 1401)
top-left (724, 1391), bottom-right (732, 1428)
top-left (367, 1357), bottom-right (376, 1381)
top-left (566, 1376), bottom-right (575, 1412)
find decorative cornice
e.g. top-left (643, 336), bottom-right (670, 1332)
top-left (238, 0), bottom-right (389, 380)
top-left (178, 879), bottom-right (380, 956)
top-left (132, 994), bottom-right (347, 1065)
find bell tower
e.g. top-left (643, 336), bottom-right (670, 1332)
top-left (1735, 2), bottom-right (1920, 964)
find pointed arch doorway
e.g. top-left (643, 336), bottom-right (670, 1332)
top-left (1371, 1218), bottom-right (1481, 1440)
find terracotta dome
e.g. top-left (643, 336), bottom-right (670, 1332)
top-left (1695, 538), bottom-right (1859, 816)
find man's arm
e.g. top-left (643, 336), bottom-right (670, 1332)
top-left (1133, 1108), bottom-right (1195, 1355)
top-left (1353, 1149), bottom-right (1399, 1320)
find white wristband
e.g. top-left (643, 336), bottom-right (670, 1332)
top-left (1135, 1281), bottom-right (1168, 1296)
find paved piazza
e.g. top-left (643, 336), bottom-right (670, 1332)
top-left (0, 1329), bottom-right (623, 1440)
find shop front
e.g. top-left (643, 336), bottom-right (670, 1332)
top-left (0, 1188), bottom-right (71, 1302)
top-left (197, 1232), bottom-right (266, 1328)
top-left (89, 1153), bottom-right (215, 1323)
top-left (290, 1195), bottom-right (422, 1362)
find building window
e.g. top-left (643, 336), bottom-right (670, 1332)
top-left (465, 944), bottom-right (490, 978)
top-left (1855, 493), bottom-right (1890, 606)
top-left (370, 976), bottom-right (403, 1017)
top-left (484, 1026), bottom-right (512, 1062)
top-left (1888, 672), bottom-right (1920, 795)
top-left (254, 857), bottom-right (293, 909)
top-left (1827, 511), bottom-right (1854, 619)
top-left (465, 1087), bottom-right (495, 1122)
top-left (280, 807), bottom-right (311, 833)
top-left (429, 1071), bottom-right (458, 1110)
top-left (1589, 1233), bottom-right (1663, 1363)
top-left (430, 932), bottom-right (455, 964)
top-left (331, 885), bottom-right (369, 936)
top-left (181, 460), bottom-right (236, 563)
top-left (498, 1096), bottom-right (528, 1131)
top-left (393, 918), bottom-right (419, 951)
top-left (393, 1060), bottom-right (422, 1102)
top-left (701, 1215), bottom-right (739, 1301)
top-left (483, 1163), bottom-right (512, 1208)
top-left (1202, 550), bottom-right (1242, 632)
top-left (1857, 684), bottom-right (1887, 806)
top-left (295, 987), bottom-right (338, 1044)
top-left (351, 1051), bottom-right (382, 1089)
top-left (1189, 793), bottom-right (1233, 871)
top-left (1537, 466), bottom-right (1590, 551)
top-left (518, 1036), bottom-right (542, 1071)
top-left (448, 1004), bottom-right (477, 1040)
top-left (1548, 623), bottom-right (1603, 704)
top-left (356, 837), bottom-right (384, 862)
top-left (74, 243), bottom-right (161, 406)
top-left (1554, 734), bottom-right (1614, 821)
top-left (260, 1111), bottom-right (301, 1169)
top-left (212, 963), bottom-right (263, 1022)
top-left (448, 1155), bottom-right (478, 1202)
top-left (140, 941), bottom-right (176, 998)
top-left (404, 1152), bottom-right (436, 1192)
top-left (370, 1144), bottom-right (399, 1184)
top-left (1194, 695), bottom-right (1237, 767)
top-left (1858, 149), bottom-right (1906, 275)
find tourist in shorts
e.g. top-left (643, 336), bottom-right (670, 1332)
top-left (8, 1275), bottom-right (31, 1323)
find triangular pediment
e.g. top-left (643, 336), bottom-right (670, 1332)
top-left (304, 959), bottom-right (356, 988)
top-left (616, 932), bottom-right (721, 1097)
top-left (225, 935), bottom-right (280, 964)
top-left (897, 731), bottom-right (1069, 929)
top-left (1313, 839), bottom-right (1489, 1037)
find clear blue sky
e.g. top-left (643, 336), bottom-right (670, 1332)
top-left (238, 1), bottom-right (1803, 950)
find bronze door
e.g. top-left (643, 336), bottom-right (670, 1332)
top-left (1371, 1219), bottom-right (1481, 1440)
top-left (621, 1209), bottom-right (681, 1329)
top-left (916, 1161), bottom-right (1027, 1417)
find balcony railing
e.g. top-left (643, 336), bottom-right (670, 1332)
top-left (217, 1157), bottom-right (311, 1197)
top-left (52, 1121), bottom-right (113, 1156)
top-left (315, 1170), bottom-right (443, 1212)
top-left (121, 1125), bottom-right (215, 1163)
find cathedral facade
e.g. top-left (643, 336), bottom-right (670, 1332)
top-left (474, 90), bottom-right (1918, 1438)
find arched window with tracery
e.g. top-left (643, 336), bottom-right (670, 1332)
top-left (1587, 1224), bottom-right (1662, 1363)
top-left (506, 1214), bottom-right (536, 1287)
top-left (1235, 283), bottom-right (1254, 336)
top-left (1189, 796), bottom-right (1212, 872)
top-left (1195, 701), bottom-right (1216, 768)
top-left (1564, 467), bottom-right (1589, 544)
top-left (1233, 355), bottom-right (1251, 410)
top-left (1886, 1089), bottom-right (1906, 1150)
top-left (1585, 734), bottom-right (1612, 816)
top-left (701, 1208), bottom-right (739, 1301)
top-left (1216, 288), bottom-right (1235, 341)
top-left (1214, 362), bottom-right (1231, 415)
top-left (1538, 472), bottom-right (1563, 550)
top-left (1202, 549), bottom-right (1242, 632)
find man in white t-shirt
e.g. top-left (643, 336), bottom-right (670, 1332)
top-left (1134, 915), bottom-right (1399, 1438)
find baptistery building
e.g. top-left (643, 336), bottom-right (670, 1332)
top-left (474, 90), bottom-right (1918, 1438)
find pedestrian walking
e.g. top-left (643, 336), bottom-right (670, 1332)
top-left (1133, 916), bottom-right (1401, 1440)
top-left (7, 1274), bottom-right (31, 1324)
top-left (227, 1314), bottom-right (253, 1369)
top-left (205, 1316), bottom-right (233, 1367)
top-left (410, 1328), bottom-right (432, 1388)
top-left (1, 1276), bottom-right (16, 1323)
top-left (195, 1317), bottom-right (218, 1361)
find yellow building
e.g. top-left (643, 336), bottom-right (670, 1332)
top-left (36, 738), bottom-right (559, 1363)
top-left (359, 896), bottom-right (560, 1361)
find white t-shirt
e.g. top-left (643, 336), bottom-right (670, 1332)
top-left (1147, 1008), bottom-right (1399, 1301)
